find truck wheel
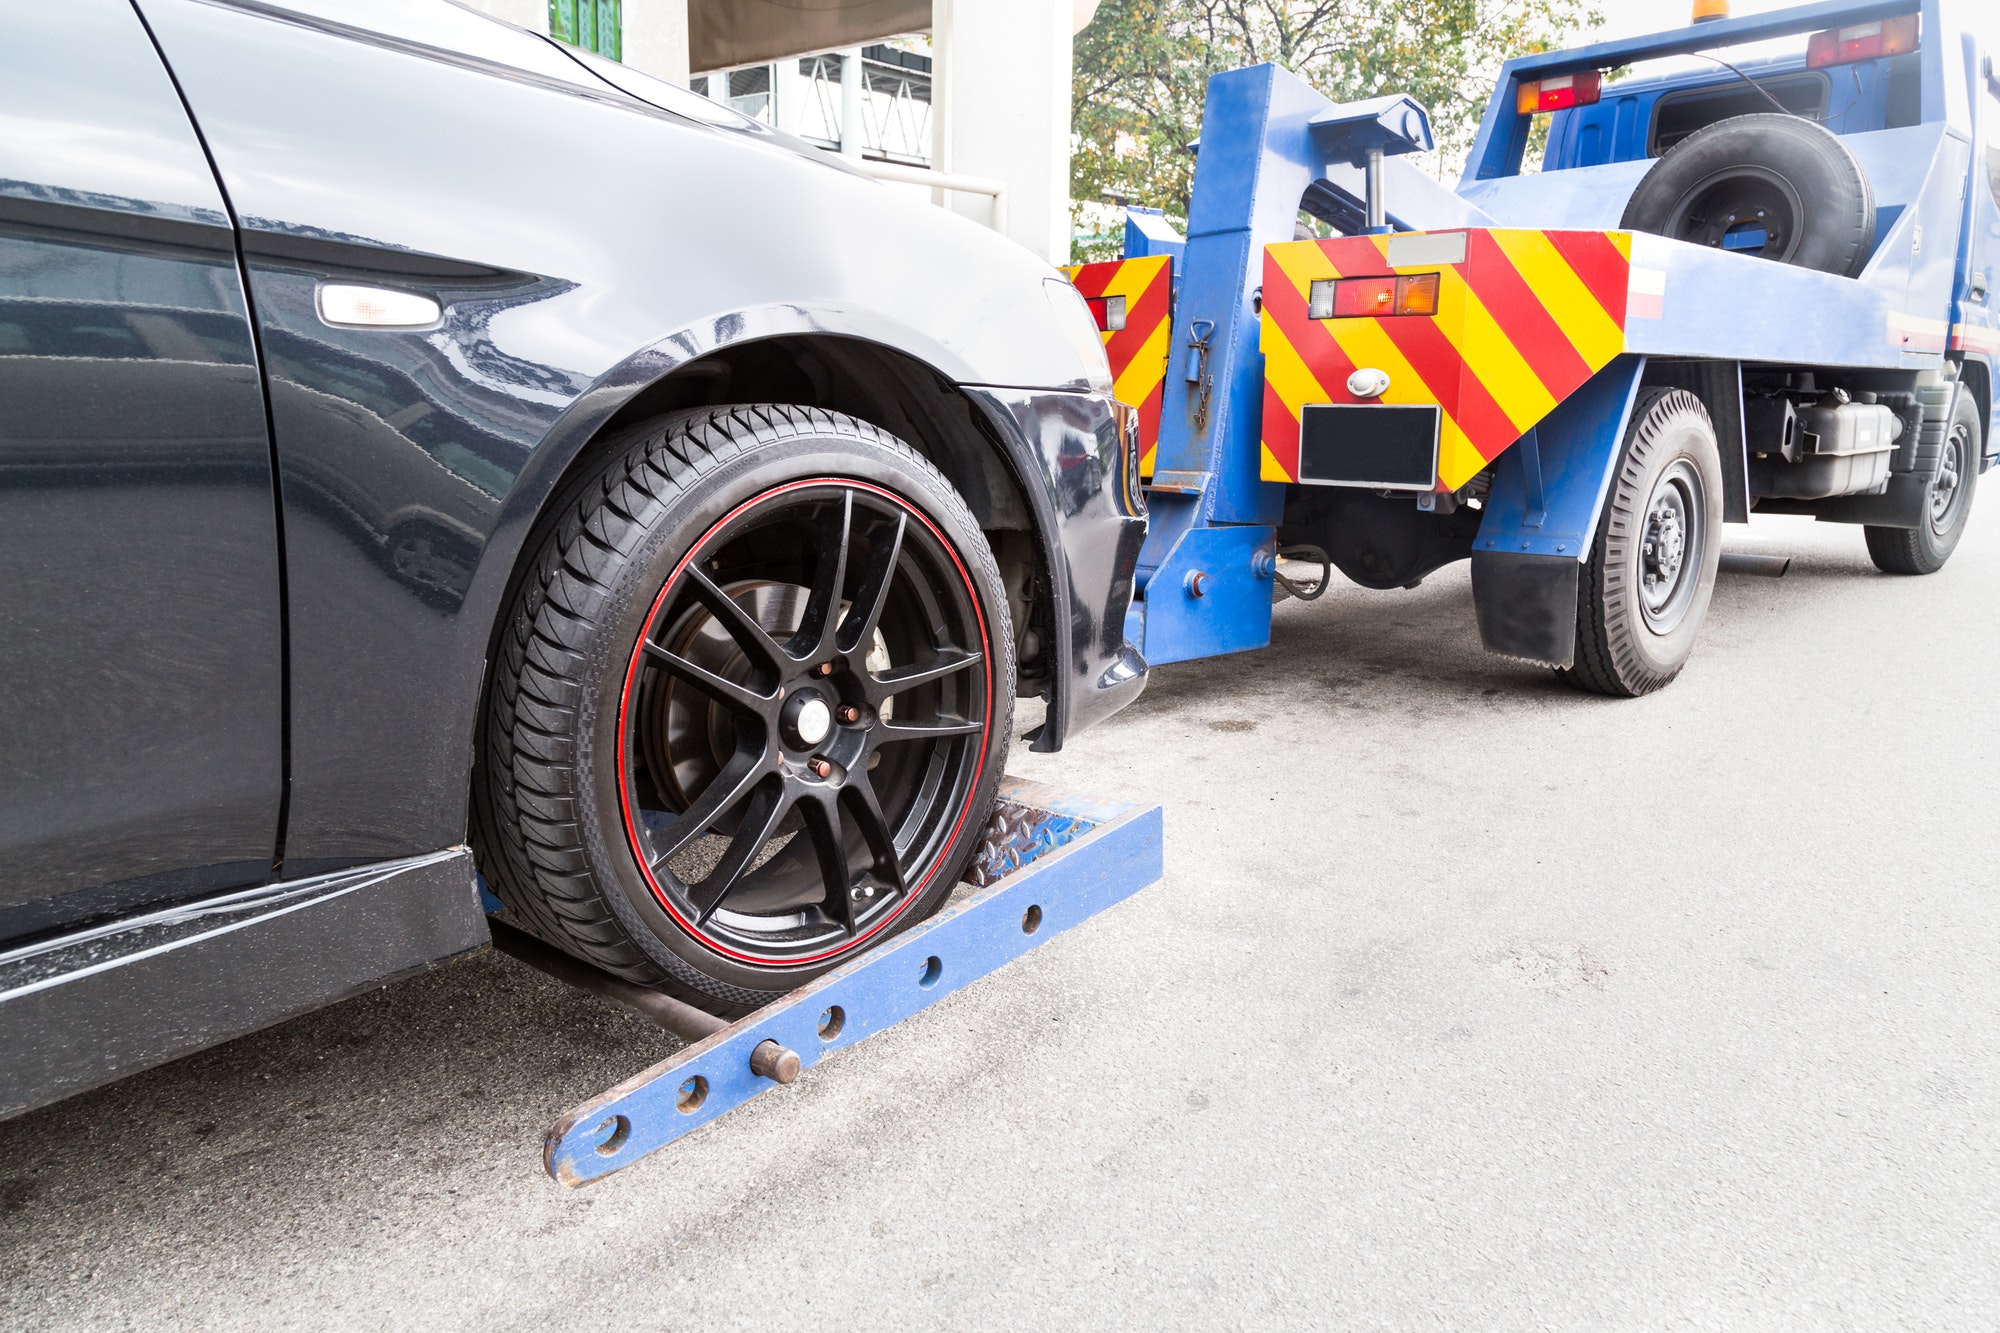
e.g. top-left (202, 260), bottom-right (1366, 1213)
top-left (1621, 114), bottom-right (1875, 277)
top-left (474, 405), bottom-right (1013, 1009)
top-left (1562, 389), bottom-right (1723, 697)
top-left (1865, 390), bottom-right (1981, 574)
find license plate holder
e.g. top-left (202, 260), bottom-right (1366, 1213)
top-left (1297, 404), bottom-right (1441, 491)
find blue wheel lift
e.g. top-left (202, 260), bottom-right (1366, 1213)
top-left (488, 779), bottom-right (1163, 1187)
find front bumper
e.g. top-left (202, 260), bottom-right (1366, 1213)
top-left (965, 386), bottom-right (1148, 750)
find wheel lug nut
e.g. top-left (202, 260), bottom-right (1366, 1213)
top-left (836, 705), bottom-right (861, 724)
top-left (808, 757), bottom-right (832, 778)
top-left (813, 662), bottom-right (833, 677)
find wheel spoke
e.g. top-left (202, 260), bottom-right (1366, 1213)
top-left (641, 640), bottom-right (772, 716)
top-left (836, 511), bottom-right (906, 655)
top-left (685, 567), bottom-right (791, 673)
top-left (798, 795), bottom-right (858, 935)
top-left (689, 780), bottom-right (795, 924)
top-left (648, 751), bottom-right (772, 867)
top-left (873, 717), bottom-right (983, 744)
top-left (841, 774), bottom-right (905, 891)
top-left (864, 648), bottom-right (983, 705)
top-left (793, 492), bottom-right (853, 664)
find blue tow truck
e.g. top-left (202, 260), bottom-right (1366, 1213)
top-left (1072, 0), bottom-right (1999, 693)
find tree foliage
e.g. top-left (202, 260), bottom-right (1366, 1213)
top-left (1071, 0), bottom-right (1601, 259)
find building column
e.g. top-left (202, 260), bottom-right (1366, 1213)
top-left (458, 0), bottom-right (547, 33)
top-left (839, 46), bottom-right (866, 159)
top-left (932, 0), bottom-right (1072, 263)
top-left (623, 0), bottom-right (691, 87)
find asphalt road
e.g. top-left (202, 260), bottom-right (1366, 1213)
top-left (4, 509), bottom-right (1997, 1331)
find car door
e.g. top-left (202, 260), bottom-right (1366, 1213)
top-left (0, 0), bottom-right (285, 940)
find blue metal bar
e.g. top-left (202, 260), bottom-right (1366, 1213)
top-left (1509, 0), bottom-right (1919, 78)
top-left (1466, 0), bottom-right (1929, 181)
top-left (540, 780), bottom-right (1165, 1186)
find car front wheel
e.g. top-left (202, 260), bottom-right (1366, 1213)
top-left (475, 405), bottom-right (1014, 1008)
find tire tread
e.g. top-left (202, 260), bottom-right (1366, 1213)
top-left (470, 404), bottom-right (1008, 1005)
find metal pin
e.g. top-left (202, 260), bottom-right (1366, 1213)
top-left (749, 1040), bottom-right (800, 1085)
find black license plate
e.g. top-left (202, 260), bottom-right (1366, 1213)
top-left (1298, 404), bottom-right (1440, 490)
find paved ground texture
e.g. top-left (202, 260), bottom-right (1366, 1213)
top-left (4, 510), bottom-right (1997, 1331)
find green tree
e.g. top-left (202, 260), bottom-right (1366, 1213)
top-left (1071, 0), bottom-right (1601, 260)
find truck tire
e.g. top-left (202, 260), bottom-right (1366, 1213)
top-left (1562, 389), bottom-right (1723, 697)
top-left (1866, 389), bottom-right (1981, 574)
top-left (1621, 114), bottom-right (1875, 277)
top-left (473, 405), bottom-right (1014, 1009)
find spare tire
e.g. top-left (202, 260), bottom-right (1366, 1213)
top-left (1620, 113), bottom-right (1875, 277)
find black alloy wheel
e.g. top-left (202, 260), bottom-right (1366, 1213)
top-left (475, 405), bottom-right (1013, 1008)
top-left (621, 480), bottom-right (991, 968)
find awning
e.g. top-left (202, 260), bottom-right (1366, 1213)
top-left (689, 0), bottom-right (932, 74)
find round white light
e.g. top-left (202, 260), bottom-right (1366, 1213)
top-left (795, 698), bottom-right (832, 746)
top-left (1347, 367), bottom-right (1391, 399)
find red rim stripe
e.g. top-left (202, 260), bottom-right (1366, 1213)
top-left (613, 477), bottom-right (993, 969)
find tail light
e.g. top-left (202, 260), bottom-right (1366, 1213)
top-left (1085, 294), bottom-right (1127, 332)
top-left (1806, 16), bottom-right (1918, 69)
top-left (1308, 272), bottom-right (1440, 320)
top-left (1515, 71), bottom-right (1603, 116)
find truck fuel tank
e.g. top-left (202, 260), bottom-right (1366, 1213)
top-left (1746, 394), bottom-right (1902, 500)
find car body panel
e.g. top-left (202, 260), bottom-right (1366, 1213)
top-left (133, 0), bottom-right (1138, 872)
top-left (0, 0), bottom-right (284, 939)
top-left (0, 0), bottom-right (1145, 1114)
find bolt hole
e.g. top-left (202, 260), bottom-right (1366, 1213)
top-left (918, 955), bottom-right (943, 988)
top-left (676, 1075), bottom-right (708, 1114)
top-left (1022, 904), bottom-right (1043, 934)
top-left (593, 1114), bottom-right (631, 1155)
top-left (818, 1005), bottom-right (845, 1040)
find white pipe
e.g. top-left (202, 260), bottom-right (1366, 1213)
top-left (930, 0), bottom-right (954, 206)
top-left (838, 45), bottom-right (864, 158)
top-left (855, 159), bottom-right (1007, 234)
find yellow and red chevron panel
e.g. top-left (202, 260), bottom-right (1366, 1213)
top-left (1064, 255), bottom-right (1172, 478)
top-left (1261, 229), bottom-right (1632, 491)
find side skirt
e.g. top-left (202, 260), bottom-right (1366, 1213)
top-left (0, 848), bottom-right (487, 1119)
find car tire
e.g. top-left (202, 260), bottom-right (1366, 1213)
top-left (473, 405), bottom-right (1014, 1009)
top-left (1865, 389), bottom-right (1981, 575)
top-left (1620, 113), bottom-right (1875, 277)
top-left (1561, 388), bottom-right (1723, 697)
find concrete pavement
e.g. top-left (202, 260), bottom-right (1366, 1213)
top-left (3, 509), bottom-right (1997, 1330)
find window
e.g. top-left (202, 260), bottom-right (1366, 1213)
top-left (1650, 73), bottom-right (1828, 155)
top-left (548, 0), bottom-right (619, 61)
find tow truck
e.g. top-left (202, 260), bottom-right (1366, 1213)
top-left (1068, 0), bottom-right (1998, 693)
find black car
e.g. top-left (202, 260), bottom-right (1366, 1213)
top-left (0, 0), bottom-right (1146, 1117)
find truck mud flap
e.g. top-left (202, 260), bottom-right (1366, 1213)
top-left (1471, 551), bottom-right (1578, 667)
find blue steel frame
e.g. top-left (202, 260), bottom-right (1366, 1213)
top-left (540, 780), bottom-right (1164, 1186)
